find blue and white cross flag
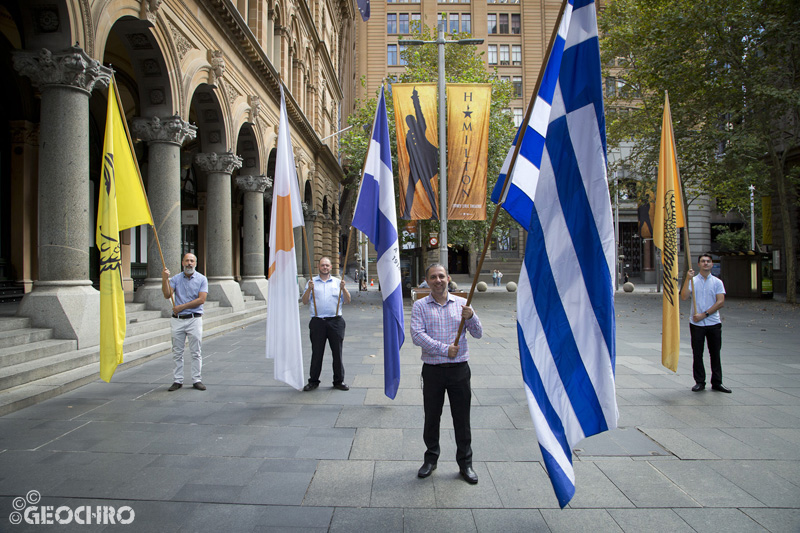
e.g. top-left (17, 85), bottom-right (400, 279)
top-left (352, 86), bottom-right (404, 399)
top-left (491, 0), bottom-right (618, 508)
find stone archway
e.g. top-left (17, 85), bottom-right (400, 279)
top-left (100, 16), bottom-right (197, 315)
top-left (235, 122), bottom-right (269, 299)
top-left (188, 84), bottom-right (244, 311)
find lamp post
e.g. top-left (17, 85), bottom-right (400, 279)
top-left (402, 24), bottom-right (483, 267)
top-left (608, 148), bottom-right (621, 291)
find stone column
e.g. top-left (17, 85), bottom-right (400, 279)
top-left (13, 47), bottom-right (111, 347)
top-left (301, 203), bottom-right (318, 279)
top-left (9, 121), bottom-right (39, 293)
top-left (236, 174), bottom-right (271, 300)
top-left (194, 151), bottom-right (245, 311)
top-left (130, 115), bottom-right (197, 315)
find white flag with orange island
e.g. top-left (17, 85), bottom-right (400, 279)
top-left (265, 86), bottom-right (306, 390)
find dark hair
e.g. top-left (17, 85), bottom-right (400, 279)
top-left (425, 263), bottom-right (448, 278)
top-left (698, 253), bottom-right (713, 263)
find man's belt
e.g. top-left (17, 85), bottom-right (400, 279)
top-left (313, 315), bottom-right (342, 320)
top-left (173, 313), bottom-right (202, 319)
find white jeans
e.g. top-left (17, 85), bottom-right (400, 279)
top-left (171, 316), bottom-right (203, 384)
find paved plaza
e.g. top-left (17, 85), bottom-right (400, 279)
top-left (1, 280), bottom-right (799, 532)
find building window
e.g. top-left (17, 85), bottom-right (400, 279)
top-left (411, 13), bottom-right (421, 29)
top-left (513, 108), bottom-right (523, 127)
top-left (388, 14), bottom-right (397, 34)
top-left (513, 76), bottom-right (522, 97)
top-left (605, 77), bottom-right (616, 97)
top-left (500, 75), bottom-right (510, 83)
top-left (500, 44), bottom-right (509, 65)
top-left (488, 44), bottom-right (497, 65)
top-left (450, 13), bottom-right (459, 33)
top-left (461, 13), bottom-right (471, 34)
top-left (399, 44), bottom-right (407, 66)
top-left (388, 44), bottom-right (397, 65)
top-left (487, 14), bottom-right (497, 34)
top-left (499, 13), bottom-right (509, 33)
top-left (399, 13), bottom-right (409, 33)
top-left (512, 45), bottom-right (521, 65)
top-left (511, 14), bottom-right (520, 34)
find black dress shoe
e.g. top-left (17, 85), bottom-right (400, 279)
top-left (417, 462), bottom-right (437, 478)
top-left (692, 383), bottom-right (705, 392)
top-left (712, 384), bottom-right (732, 393)
top-left (333, 383), bottom-right (350, 391)
top-left (460, 466), bottom-right (478, 484)
top-left (193, 382), bottom-right (206, 391)
top-left (303, 383), bottom-right (319, 391)
top-left (168, 382), bottom-right (182, 391)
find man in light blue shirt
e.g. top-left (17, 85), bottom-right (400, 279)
top-left (161, 253), bottom-right (208, 391)
top-left (301, 257), bottom-right (351, 391)
top-left (681, 253), bottom-right (730, 393)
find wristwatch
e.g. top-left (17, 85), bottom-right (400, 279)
top-left (705, 311), bottom-right (710, 317)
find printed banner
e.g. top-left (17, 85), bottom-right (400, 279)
top-left (392, 84), bottom-right (439, 220)
top-left (447, 84), bottom-right (491, 220)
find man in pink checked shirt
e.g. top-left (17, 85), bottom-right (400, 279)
top-left (411, 263), bottom-right (482, 484)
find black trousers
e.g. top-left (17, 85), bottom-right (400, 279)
top-left (422, 362), bottom-right (472, 469)
top-left (308, 316), bottom-right (345, 385)
top-left (690, 323), bottom-right (723, 386)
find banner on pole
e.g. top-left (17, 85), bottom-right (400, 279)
top-left (392, 84), bottom-right (439, 220)
top-left (446, 84), bottom-right (491, 220)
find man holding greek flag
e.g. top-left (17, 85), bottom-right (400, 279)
top-left (490, 0), bottom-right (618, 508)
top-left (352, 86), bottom-right (404, 399)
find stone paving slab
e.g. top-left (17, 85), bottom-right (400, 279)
top-left (0, 287), bottom-right (799, 531)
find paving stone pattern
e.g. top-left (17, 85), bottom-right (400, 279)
top-left (1, 282), bottom-right (799, 531)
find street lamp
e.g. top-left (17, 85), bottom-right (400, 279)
top-left (607, 148), bottom-right (621, 291)
top-left (402, 24), bottom-right (484, 267)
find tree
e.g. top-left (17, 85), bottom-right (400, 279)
top-left (338, 24), bottom-right (518, 256)
top-left (600, 0), bottom-right (800, 302)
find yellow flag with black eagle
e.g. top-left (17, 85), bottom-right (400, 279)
top-left (96, 76), bottom-right (153, 382)
top-left (654, 92), bottom-right (686, 373)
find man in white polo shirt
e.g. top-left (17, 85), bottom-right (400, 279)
top-left (680, 253), bottom-right (731, 393)
top-left (162, 253), bottom-right (208, 391)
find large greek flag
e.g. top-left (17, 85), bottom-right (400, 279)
top-left (491, 0), bottom-right (618, 508)
top-left (352, 86), bottom-right (404, 399)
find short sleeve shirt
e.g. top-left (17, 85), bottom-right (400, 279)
top-left (688, 273), bottom-right (725, 326)
top-left (170, 271), bottom-right (208, 315)
top-left (306, 276), bottom-right (345, 318)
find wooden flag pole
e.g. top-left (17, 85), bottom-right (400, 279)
top-left (302, 226), bottom-right (318, 317)
top-left (336, 226), bottom-right (355, 316)
top-left (452, 0), bottom-right (568, 348)
top-left (111, 73), bottom-right (174, 308)
top-left (683, 226), bottom-right (696, 316)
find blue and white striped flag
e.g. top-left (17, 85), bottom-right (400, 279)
top-left (491, 0), bottom-right (618, 508)
top-left (352, 86), bottom-right (404, 399)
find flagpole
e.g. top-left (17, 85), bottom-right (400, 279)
top-left (343, 82), bottom-right (385, 312)
top-left (302, 226), bottom-right (318, 316)
top-left (110, 73), bottom-right (175, 309)
top-left (664, 89), bottom-right (694, 315)
top-left (453, 0), bottom-right (568, 347)
top-left (336, 226), bottom-right (355, 316)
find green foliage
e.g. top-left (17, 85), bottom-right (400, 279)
top-left (599, 0), bottom-right (800, 299)
top-left (338, 24), bottom-right (518, 248)
top-left (712, 225), bottom-right (751, 252)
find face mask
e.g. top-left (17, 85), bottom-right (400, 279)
top-left (183, 265), bottom-right (195, 276)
